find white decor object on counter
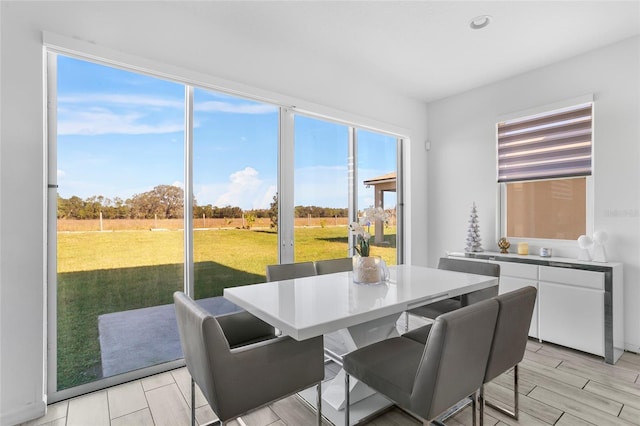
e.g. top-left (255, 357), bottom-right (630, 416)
top-left (464, 202), bottom-right (484, 252)
top-left (577, 235), bottom-right (593, 261)
top-left (593, 230), bottom-right (608, 262)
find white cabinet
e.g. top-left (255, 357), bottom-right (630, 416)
top-left (449, 253), bottom-right (623, 364)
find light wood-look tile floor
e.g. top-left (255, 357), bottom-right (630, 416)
top-left (22, 336), bottom-right (640, 426)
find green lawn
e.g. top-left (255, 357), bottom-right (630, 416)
top-left (57, 226), bottom-right (396, 389)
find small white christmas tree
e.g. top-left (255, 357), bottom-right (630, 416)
top-left (465, 202), bottom-right (484, 252)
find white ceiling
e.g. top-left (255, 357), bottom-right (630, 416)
top-left (175, 1), bottom-right (640, 103)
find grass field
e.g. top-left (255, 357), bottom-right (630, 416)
top-left (57, 225), bottom-right (396, 389)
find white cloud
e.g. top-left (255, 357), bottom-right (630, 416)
top-left (214, 167), bottom-right (262, 206)
top-left (259, 185), bottom-right (278, 209)
top-left (58, 108), bottom-right (183, 136)
top-left (172, 181), bottom-right (184, 189)
top-left (58, 94), bottom-right (183, 109)
top-left (195, 167), bottom-right (276, 209)
top-left (195, 101), bottom-right (277, 115)
top-left (57, 169), bottom-right (66, 178)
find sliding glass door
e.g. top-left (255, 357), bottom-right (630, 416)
top-left (293, 115), bottom-right (350, 261)
top-left (356, 129), bottom-right (398, 265)
top-left (192, 88), bottom-right (279, 300)
top-left (53, 55), bottom-right (185, 392)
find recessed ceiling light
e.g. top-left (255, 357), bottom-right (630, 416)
top-left (470, 15), bottom-right (492, 30)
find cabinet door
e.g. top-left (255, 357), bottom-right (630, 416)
top-left (539, 281), bottom-right (604, 356)
top-left (499, 276), bottom-right (539, 338)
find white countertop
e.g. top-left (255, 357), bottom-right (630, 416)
top-left (448, 251), bottom-right (622, 268)
top-left (224, 264), bottom-right (498, 340)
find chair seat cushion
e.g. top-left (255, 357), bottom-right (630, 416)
top-left (402, 324), bottom-right (433, 345)
top-left (343, 337), bottom-right (425, 408)
top-left (408, 298), bottom-right (462, 319)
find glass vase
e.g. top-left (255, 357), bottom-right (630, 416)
top-left (352, 255), bottom-right (389, 285)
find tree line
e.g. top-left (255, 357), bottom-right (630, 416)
top-left (57, 185), bottom-right (349, 221)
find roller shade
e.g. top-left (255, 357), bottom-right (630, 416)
top-left (497, 103), bottom-right (592, 183)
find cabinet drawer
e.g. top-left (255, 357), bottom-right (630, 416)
top-left (539, 281), bottom-right (604, 356)
top-left (539, 266), bottom-right (604, 290)
top-left (492, 261), bottom-right (538, 279)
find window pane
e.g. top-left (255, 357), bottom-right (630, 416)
top-left (357, 129), bottom-right (397, 265)
top-left (193, 88), bottom-right (278, 298)
top-left (56, 56), bottom-right (185, 390)
top-left (293, 115), bottom-right (350, 261)
top-left (506, 177), bottom-right (586, 240)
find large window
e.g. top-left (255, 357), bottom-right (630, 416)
top-left (498, 101), bottom-right (592, 240)
top-left (47, 51), bottom-right (405, 400)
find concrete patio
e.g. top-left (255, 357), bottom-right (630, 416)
top-left (98, 296), bottom-right (242, 377)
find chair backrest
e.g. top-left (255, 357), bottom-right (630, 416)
top-left (411, 298), bottom-right (499, 420)
top-left (437, 257), bottom-right (500, 277)
top-left (266, 261), bottom-right (317, 281)
top-left (484, 286), bottom-right (537, 383)
top-left (438, 258), bottom-right (500, 306)
top-left (315, 257), bottom-right (353, 275)
top-left (173, 291), bottom-right (230, 417)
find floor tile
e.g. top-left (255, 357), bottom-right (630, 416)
top-left (527, 386), bottom-right (634, 426)
top-left (141, 371), bottom-right (175, 391)
top-left (146, 384), bottom-right (191, 426)
top-left (619, 405), bottom-right (640, 425)
top-left (67, 390), bottom-right (110, 426)
top-left (110, 408), bottom-right (155, 426)
top-left (108, 380), bottom-right (148, 419)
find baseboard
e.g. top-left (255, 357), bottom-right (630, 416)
top-left (0, 398), bottom-right (46, 426)
top-left (625, 342), bottom-right (640, 354)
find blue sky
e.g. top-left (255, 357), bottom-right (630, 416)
top-left (57, 55), bottom-right (396, 210)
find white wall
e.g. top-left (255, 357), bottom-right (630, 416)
top-left (0, 2), bottom-right (429, 424)
top-left (427, 36), bottom-right (640, 351)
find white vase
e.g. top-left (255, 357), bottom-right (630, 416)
top-left (352, 255), bottom-right (389, 285)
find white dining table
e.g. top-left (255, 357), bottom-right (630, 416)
top-left (224, 264), bottom-right (498, 425)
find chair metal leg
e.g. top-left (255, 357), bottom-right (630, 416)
top-left (191, 377), bottom-right (196, 426)
top-left (345, 373), bottom-right (350, 426)
top-left (485, 364), bottom-right (519, 420)
top-left (514, 364), bottom-right (519, 419)
top-left (478, 385), bottom-right (485, 426)
top-left (316, 381), bottom-right (322, 426)
top-left (471, 391), bottom-right (477, 426)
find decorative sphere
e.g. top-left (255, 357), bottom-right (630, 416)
top-left (593, 231), bottom-right (608, 244)
top-left (577, 235), bottom-right (593, 249)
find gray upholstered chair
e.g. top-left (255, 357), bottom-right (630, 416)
top-left (343, 298), bottom-right (499, 426)
top-left (173, 292), bottom-right (325, 426)
top-left (479, 286), bottom-right (537, 426)
top-left (407, 258), bottom-right (500, 324)
top-left (266, 261), bottom-right (317, 281)
top-left (314, 257), bottom-right (353, 275)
